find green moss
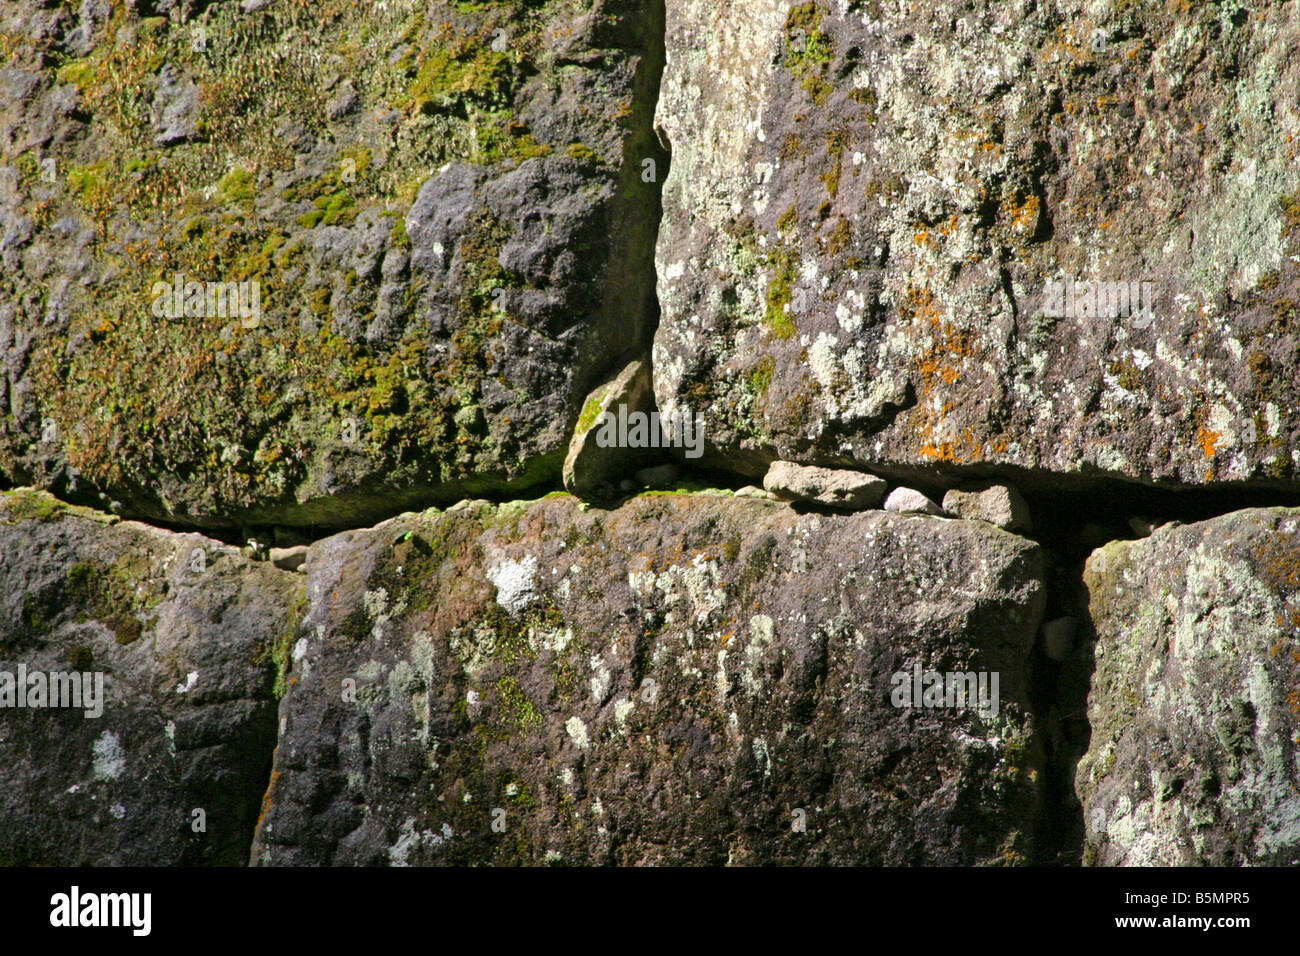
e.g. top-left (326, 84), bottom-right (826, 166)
top-left (780, 134), bottom-right (805, 162)
top-left (496, 675), bottom-right (543, 731)
top-left (68, 645), bottom-right (94, 671)
top-left (21, 592), bottom-right (52, 638)
top-left (66, 162), bottom-right (114, 220)
top-left (55, 59), bottom-right (95, 88)
top-left (272, 588), bottom-right (310, 700)
top-left (472, 118), bottom-right (553, 165)
top-left (849, 86), bottom-right (878, 120)
top-left (1265, 455), bottom-right (1295, 480)
top-left (764, 245), bottom-right (800, 339)
top-left (746, 356), bottom-right (775, 402)
top-left (216, 165), bottom-right (256, 205)
top-left (402, 34), bottom-right (512, 114)
top-left (509, 781), bottom-right (537, 809)
top-left (284, 146), bottom-right (372, 223)
top-left (783, 2), bottom-right (834, 105)
top-left (0, 489), bottom-right (67, 524)
top-left (297, 190), bottom-right (357, 229)
top-left (723, 531), bottom-right (743, 562)
top-left (1280, 191), bottom-right (1300, 247)
top-left (1109, 359), bottom-right (1143, 392)
top-left (864, 174), bottom-right (905, 204)
top-left (1273, 297), bottom-right (1297, 332)
top-left (64, 559), bottom-right (159, 646)
top-left (822, 128), bottom-right (847, 199)
top-left (386, 213), bottom-right (411, 249)
top-left (576, 390), bottom-right (608, 436)
top-left (826, 216), bottom-right (852, 256)
top-left (566, 142), bottom-right (597, 162)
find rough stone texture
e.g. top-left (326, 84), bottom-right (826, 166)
top-left (253, 492), bottom-right (1046, 865)
top-left (270, 544), bottom-right (307, 572)
top-left (944, 484), bottom-right (1032, 534)
top-left (762, 459), bottom-right (886, 509)
top-left (563, 358), bottom-right (655, 496)
top-left (1078, 508), bottom-right (1300, 866)
top-left (883, 486), bottom-right (943, 515)
top-left (0, 489), bottom-right (299, 865)
top-left (0, 0), bottom-right (667, 531)
top-left (653, 0), bottom-right (1300, 491)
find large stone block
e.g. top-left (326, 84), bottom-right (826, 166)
top-left (0, 0), bottom-right (667, 530)
top-left (0, 490), bottom-right (298, 865)
top-left (254, 492), bottom-right (1046, 865)
top-left (653, 0), bottom-right (1300, 490)
top-left (1079, 507), bottom-right (1300, 866)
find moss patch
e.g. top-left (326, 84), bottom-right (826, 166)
top-left (64, 558), bottom-right (163, 646)
top-left (764, 244), bottom-right (801, 339)
top-left (783, 2), bottom-right (834, 106)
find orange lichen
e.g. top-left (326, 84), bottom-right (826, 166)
top-left (254, 766), bottom-right (281, 834)
top-left (1197, 426), bottom-right (1222, 459)
top-left (902, 288), bottom-right (988, 463)
top-left (1008, 194), bottom-right (1039, 233)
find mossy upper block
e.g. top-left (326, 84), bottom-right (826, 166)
top-left (3, 0), bottom-right (667, 529)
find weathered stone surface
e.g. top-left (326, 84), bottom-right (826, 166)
top-left (653, 0), bottom-right (1300, 491)
top-left (0, 0), bottom-right (667, 530)
top-left (0, 489), bottom-right (299, 865)
top-left (883, 486), bottom-right (943, 515)
top-left (253, 492), bottom-right (1046, 865)
top-left (762, 459), bottom-right (885, 509)
top-left (1078, 508), bottom-right (1300, 866)
top-left (944, 485), bottom-right (1033, 534)
top-left (563, 359), bottom-right (654, 496)
top-left (151, 63), bottom-right (199, 146)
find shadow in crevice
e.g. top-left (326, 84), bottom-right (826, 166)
top-left (1025, 549), bottom-right (1095, 865)
top-left (582, 0), bottom-right (671, 392)
top-left (1010, 481), bottom-right (1300, 864)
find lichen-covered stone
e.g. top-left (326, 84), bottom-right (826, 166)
top-left (653, 0), bottom-right (1300, 491)
top-left (1, 0), bottom-right (1297, 873)
top-left (253, 492), bottom-right (1046, 865)
top-left (0, 489), bottom-right (299, 865)
top-left (1078, 508), bottom-right (1300, 866)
